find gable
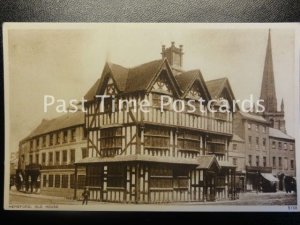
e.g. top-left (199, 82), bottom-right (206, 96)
top-left (151, 71), bottom-right (173, 94)
top-left (147, 59), bottom-right (181, 97)
top-left (104, 77), bottom-right (118, 96)
top-left (185, 81), bottom-right (203, 99)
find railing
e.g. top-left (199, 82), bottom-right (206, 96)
top-left (88, 106), bottom-right (232, 135)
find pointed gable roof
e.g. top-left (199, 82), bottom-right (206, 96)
top-left (175, 69), bottom-right (211, 100)
top-left (206, 77), bottom-right (236, 100)
top-left (125, 59), bottom-right (164, 93)
top-left (84, 58), bottom-right (184, 101)
top-left (196, 155), bottom-right (220, 170)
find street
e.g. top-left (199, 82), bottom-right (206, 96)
top-left (9, 190), bottom-right (297, 206)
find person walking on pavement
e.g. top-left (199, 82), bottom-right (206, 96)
top-left (82, 187), bottom-right (90, 205)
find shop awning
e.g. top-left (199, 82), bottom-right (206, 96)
top-left (261, 173), bottom-right (279, 182)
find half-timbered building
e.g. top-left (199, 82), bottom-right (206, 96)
top-left (74, 43), bottom-right (237, 203)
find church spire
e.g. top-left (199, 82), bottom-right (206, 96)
top-left (260, 29), bottom-right (278, 112)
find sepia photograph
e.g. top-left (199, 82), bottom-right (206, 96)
top-left (3, 23), bottom-right (300, 211)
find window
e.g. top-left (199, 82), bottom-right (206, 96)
top-left (284, 157), bottom-right (288, 170)
top-left (70, 149), bottom-right (75, 163)
top-left (233, 158), bottom-right (237, 165)
top-left (43, 175), bottom-right (47, 187)
top-left (49, 152), bottom-right (53, 165)
top-left (173, 167), bottom-right (189, 189)
top-left (272, 157), bottom-right (276, 168)
top-left (42, 136), bottom-right (46, 147)
top-left (30, 140), bottom-right (33, 150)
top-left (255, 124), bottom-right (259, 131)
top-left (177, 130), bottom-right (200, 152)
top-left (262, 138), bottom-right (266, 149)
top-left (291, 160), bottom-right (294, 170)
top-left (290, 144), bottom-right (294, 151)
top-left (55, 151), bottom-right (60, 165)
top-left (233, 144), bottom-right (237, 150)
top-left (263, 156), bottom-right (267, 167)
top-left (279, 157), bottom-right (282, 168)
top-left (77, 175), bottom-right (86, 189)
top-left (61, 175), bottom-right (68, 188)
top-left (81, 148), bottom-right (88, 159)
top-left (256, 137), bottom-right (259, 150)
top-left (284, 143), bottom-right (287, 151)
top-left (55, 175), bottom-right (60, 188)
top-left (248, 155), bottom-right (252, 166)
top-left (278, 142), bottom-right (282, 150)
top-left (48, 175), bottom-right (54, 187)
top-left (262, 126), bottom-right (266, 133)
top-left (70, 174), bottom-right (75, 189)
top-left (35, 154), bottom-right (39, 164)
top-left (107, 165), bottom-right (126, 188)
top-left (36, 138), bottom-right (40, 148)
top-left (29, 154), bottom-right (33, 164)
top-left (272, 141), bottom-right (276, 149)
top-left (149, 165), bottom-right (173, 189)
top-left (256, 156), bottom-right (259, 167)
top-left (100, 128), bottom-right (122, 157)
top-left (152, 93), bottom-right (171, 110)
top-left (86, 165), bottom-right (102, 187)
top-left (63, 130), bottom-right (68, 143)
top-left (42, 153), bottom-right (46, 165)
top-left (71, 129), bottom-right (76, 142)
top-left (49, 134), bottom-right (53, 146)
top-left (56, 132), bottom-right (60, 144)
top-left (248, 136), bottom-right (252, 144)
top-left (62, 150), bottom-right (68, 164)
top-left (248, 123), bottom-right (251, 130)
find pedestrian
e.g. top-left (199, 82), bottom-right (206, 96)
top-left (82, 187), bottom-right (90, 205)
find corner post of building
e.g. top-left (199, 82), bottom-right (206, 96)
top-left (233, 168), bottom-right (236, 200)
top-left (203, 170), bottom-right (207, 202)
top-left (135, 163), bottom-right (140, 203)
top-left (73, 164), bottom-right (78, 200)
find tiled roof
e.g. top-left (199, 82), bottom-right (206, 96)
top-left (232, 134), bottom-right (244, 142)
top-left (269, 127), bottom-right (294, 140)
top-left (23, 111), bottom-right (84, 141)
top-left (206, 78), bottom-right (227, 98)
top-left (239, 111), bottom-right (268, 123)
top-left (196, 155), bottom-right (220, 169)
top-left (84, 58), bottom-right (215, 101)
top-left (175, 70), bottom-right (200, 92)
top-left (125, 59), bottom-right (164, 93)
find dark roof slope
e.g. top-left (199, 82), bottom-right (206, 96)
top-left (85, 78), bottom-right (101, 101)
top-left (206, 78), bottom-right (227, 98)
top-left (23, 111), bottom-right (84, 141)
top-left (175, 70), bottom-right (200, 92)
top-left (125, 59), bottom-right (163, 93)
top-left (269, 127), bottom-right (294, 140)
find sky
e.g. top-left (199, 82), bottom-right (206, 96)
top-left (5, 24), bottom-right (297, 154)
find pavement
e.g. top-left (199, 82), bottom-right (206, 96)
top-left (8, 189), bottom-right (297, 206)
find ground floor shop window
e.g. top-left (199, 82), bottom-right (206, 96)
top-left (43, 174), bottom-right (47, 187)
top-left (86, 165), bottom-right (102, 186)
top-left (48, 175), bottom-right (54, 187)
top-left (55, 175), bottom-right (61, 188)
top-left (173, 167), bottom-right (189, 189)
top-left (70, 174), bottom-right (74, 188)
top-left (61, 174), bottom-right (68, 188)
top-left (77, 175), bottom-right (86, 189)
top-left (107, 165), bottom-right (125, 188)
top-left (149, 165), bottom-right (173, 188)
